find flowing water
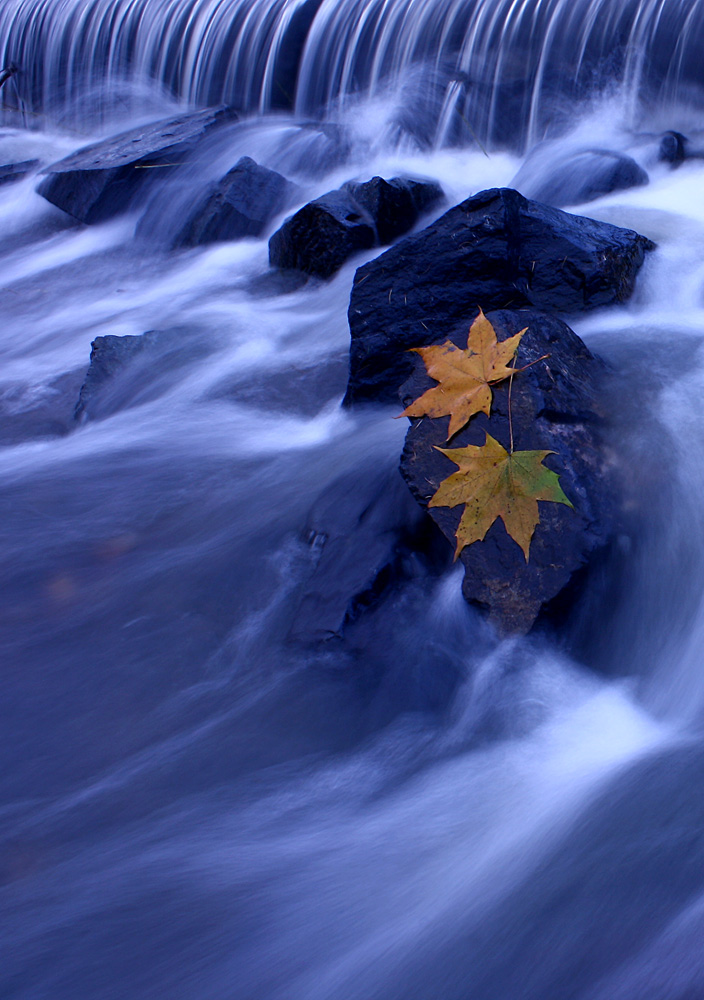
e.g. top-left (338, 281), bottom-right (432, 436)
top-left (5, 0), bottom-right (704, 143)
top-left (3, 2), bottom-right (704, 998)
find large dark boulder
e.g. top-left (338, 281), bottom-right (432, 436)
top-left (268, 175), bottom-right (444, 279)
top-left (400, 308), bottom-right (614, 634)
top-left (511, 148), bottom-right (649, 207)
top-left (170, 156), bottom-right (292, 248)
top-left (37, 106), bottom-right (237, 224)
top-left (345, 187), bottom-right (655, 405)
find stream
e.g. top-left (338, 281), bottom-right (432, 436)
top-left (3, 2), bottom-right (704, 998)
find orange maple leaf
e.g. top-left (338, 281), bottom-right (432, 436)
top-left (400, 310), bottom-right (526, 439)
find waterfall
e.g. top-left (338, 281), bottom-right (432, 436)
top-left (2, 0), bottom-right (704, 145)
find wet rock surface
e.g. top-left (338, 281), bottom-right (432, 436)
top-left (512, 148), bottom-right (649, 207)
top-left (399, 308), bottom-right (615, 635)
top-left (268, 175), bottom-right (444, 279)
top-left (269, 186), bottom-right (377, 278)
top-left (37, 106), bottom-right (237, 223)
top-left (345, 187), bottom-right (655, 405)
top-left (0, 369), bottom-right (86, 445)
top-left (0, 159), bottom-right (39, 186)
top-left (344, 175), bottom-right (444, 244)
top-left (658, 130), bottom-right (688, 165)
top-left (289, 465), bottom-right (429, 644)
top-left (75, 328), bottom-right (217, 422)
top-left (170, 156), bottom-right (293, 248)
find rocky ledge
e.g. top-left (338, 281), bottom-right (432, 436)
top-left (37, 106), bottom-right (237, 224)
top-left (344, 186), bottom-right (655, 405)
top-left (342, 187), bottom-right (656, 635)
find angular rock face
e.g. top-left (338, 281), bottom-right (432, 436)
top-left (400, 309), bottom-right (614, 634)
top-left (343, 176), bottom-right (444, 244)
top-left (269, 188), bottom-right (377, 278)
top-left (75, 328), bottom-right (216, 422)
top-left (512, 148), bottom-right (649, 207)
top-left (344, 187), bottom-right (655, 405)
top-left (171, 156), bottom-right (292, 248)
top-left (37, 106), bottom-right (237, 224)
top-left (268, 175), bottom-right (444, 279)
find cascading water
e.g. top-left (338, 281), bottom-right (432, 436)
top-left (4, 1), bottom-right (704, 998)
top-left (3, 0), bottom-right (704, 144)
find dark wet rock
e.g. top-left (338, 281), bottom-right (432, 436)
top-left (268, 175), bottom-right (444, 279)
top-left (344, 176), bottom-right (444, 244)
top-left (652, 130), bottom-right (704, 167)
top-left (658, 130), bottom-right (688, 166)
top-left (512, 148), bottom-right (649, 207)
top-left (400, 308), bottom-right (614, 635)
top-left (345, 187), bottom-right (655, 405)
top-left (655, 130), bottom-right (704, 166)
top-left (289, 465), bottom-right (431, 643)
top-left (0, 159), bottom-right (39, 186)
top-left (210, 352), bottom-right (348, 417)
top-left (246, 267), bottom-right (311, 297)
top-left (170, 156), bottom-right (292, 248)
top-left (37, 106), bottom-right (237, 224)
top-left (269, 188), bottom-right (376, 279)
top-left (75, 328), bottom-right (217, 423)
top-left (0, 369), bottom-right (86, 445)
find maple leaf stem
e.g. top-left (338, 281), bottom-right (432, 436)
top-left (508, 368), bottom-right (515, 454)
top-left (509, 353), bottom-right (550, 375)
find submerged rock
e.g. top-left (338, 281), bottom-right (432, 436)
top-left (658, 131), bottom-right (688, 166)
top-left (512, 148), bottom-right (649, 207)
top-left (75, 328), bottom-right (216, 422)
top-left (268, 175), bottom-right (444, 279)
top-left (0, 369), bottom-right (86, 445)
top-left (655, 129), bottom-right (704, 167)
top-left (400, 308), bottom-right (614, 635)
top-left (345, 187), bottom-right (655, 405)
top-left (37, 106), bottom-right (237, 224)
top-left (282, 122), bottom-right (352, 177)
top-left (289, 465), bottom-right (428, 644)
top-left (170, 156), bottom-right (293, 248)
top-left (0, 159), bottom-right (39, 186)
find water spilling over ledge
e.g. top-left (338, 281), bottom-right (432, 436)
top-left (3, 0), bottom-right (704, 145)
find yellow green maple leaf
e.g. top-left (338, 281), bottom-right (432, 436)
top-left (400, 310), bottom-right (526, 439)
top-left (429, 433), bottom-right (573, 561)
